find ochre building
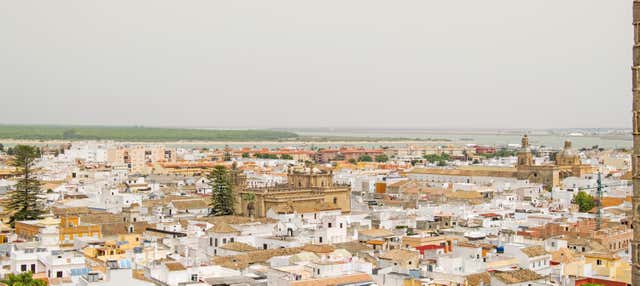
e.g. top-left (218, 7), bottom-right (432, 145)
top-left (408, 135), bottom-right (594, 188)
top-left (235, 170), bottom-right (351, 218)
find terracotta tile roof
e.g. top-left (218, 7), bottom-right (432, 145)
top-left (302, 244), bottom-right (335, 254)
top-left (366, 240), bottom-right (385, 246)
top-left (358, 228), bottom-right (394, 238)
top-left (51, 206), bottom-right (90, 216)
top-left (378, 249), bottom-right (419, 261)
top-left (584, 251), bottom-right (620, 260)
top-left (290, 273), bottom-right (373, 286)
top-left (551, 248), bottom-right (577, 264)
top-left (194, 215), bottom-right (277, 225)
top-left (493, 269), bottom-right (543, 284)
top-left (445, 190), bottom-right (483, 200)
top-left (165, 262), bottom-right (186, 271)
top-left (209, 222), bottom-right (239, 234)
top-left (409, 167), bottom-right (518, 178)
top-left (212, 247), bottom-right (303, 269)
top-left (599, 197), bottom-right (625, 208)
top-left (101, 221), bottom-right (152, 237)
top-left (333, 241), bottom-right (372, 253)
top-left (457, 242), bottom-right (481, 248)
top-left (79, 213), bottom-right (123, 224)
top-left (466, 272), bottom-right (491, 286)
top-left (219, 242), bottom-right (257, 252)
top-left (520, 245), bottom-right (548, 257)
top-left (170, 198), bottom-right (209, 210)
top-left (387, 180), bottom-right (410, 188)
top-left (211, 254), bottom-right (250, 270)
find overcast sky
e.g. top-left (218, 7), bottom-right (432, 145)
top-left (0, 1), bottom-right (631, 129)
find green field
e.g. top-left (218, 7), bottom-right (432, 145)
top-left (0, 125), bottom-right (299, 142)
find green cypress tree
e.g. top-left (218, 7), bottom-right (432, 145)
top-left (5, 145), bottom-right (44, 226)
top-left (207, 165), bottom-right (235, 216)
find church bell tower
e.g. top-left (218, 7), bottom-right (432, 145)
top-left (517, 135), bottom-right (533, 167)
top-left (632, 1), bottom-right (640, 284)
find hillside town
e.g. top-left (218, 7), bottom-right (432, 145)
top-left (0, 135), bottom-right (632, 286)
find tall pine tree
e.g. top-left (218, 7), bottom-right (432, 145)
top-left (207, 165), bottom-right (235, 216)
top-left (5, 145), bottom-right (44, 226)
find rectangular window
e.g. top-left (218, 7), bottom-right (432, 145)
top-left (21, 265), bottom-right (27, 272)
top-left (56, 271), bottom-right (63, 278)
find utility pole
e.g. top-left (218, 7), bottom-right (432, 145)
top-left (596, 172), bottom-right (603, 230)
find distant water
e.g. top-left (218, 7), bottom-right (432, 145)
top-left (156, 132), bottom-right (631, 150)
top-left (3, 130), bottom-right (631, 150)
top-left (294, 130), bottom-right (632, 150)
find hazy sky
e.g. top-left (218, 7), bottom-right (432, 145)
top-left (0, 1), bottom-right (631, 129)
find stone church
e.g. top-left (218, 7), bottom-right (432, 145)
top-left (515, 135), bottom-right (594, 188)
top-left (234, 168), bottom-right (351, 218)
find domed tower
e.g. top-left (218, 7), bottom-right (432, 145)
top-left (230, 161), bottom-right (246, 187)
top-left (517, 135), bottom-right (533, 167)
top-left (556, 140), bottom-right (580, 166)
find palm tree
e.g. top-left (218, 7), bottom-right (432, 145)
top-left (1, 272), bottom-right (46, 286)
top-left (243, 192), bottom-right (256, 217)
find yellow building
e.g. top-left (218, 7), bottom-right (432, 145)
top-left (561, 251), bottom-right (631, 284)
top-left (401, 235), bottom-right (460, 253)
top-left (59, 216), bottom-right (102, 242)
top-left (83, 241), bottom-right (127, 262)
top-left (15, 217), bottom-right (62, 240)
top-left (82, 235), bottom-right (140, 262)
top-left (15, 216), bottom-right (101, 244)
top-left (583, 252), bottom-right (631, 284)
top-left (115, 233), bottom-right (142, 250)
top-left (107, 145), bottom-right (176, 174)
